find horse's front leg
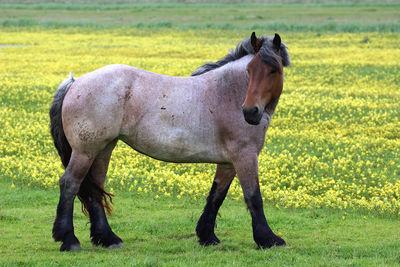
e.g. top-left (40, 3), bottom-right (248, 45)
top-left (196, 164), bottom-right (236, 246)
top-left (233, 152), bottom-right (285, 248)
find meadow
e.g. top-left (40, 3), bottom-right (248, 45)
top-left (0, 1), bottom-right (400, 266)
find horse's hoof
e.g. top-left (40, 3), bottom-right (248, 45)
top-left (60, 243), bottom-right (82, 252)
top-left (199, 235), bottom-right (220, 246)
top-left (91, 230), bottom-right (123, 248)
top-left (257, 235), bottom-right (286, 249)
top-left (253, 226), bottom-right (286, 249)
top-left (70, 244), bottom-right (82, 251)
top-left (108, 243), bottom-right (123, 249)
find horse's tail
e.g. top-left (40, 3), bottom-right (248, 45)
top-left (50, 74), bottom-right (113, 216)
top-left (50, 73), bottom-right (74, 168)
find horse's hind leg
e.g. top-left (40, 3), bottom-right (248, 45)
top-left (196, 164), bottom-right (236, 246)
top-left (233, 152), bottom-right (285, 248)
top-left (53, 151), bottom-right (94, 251)
top-left (78, 140), bottom-right (123, 248)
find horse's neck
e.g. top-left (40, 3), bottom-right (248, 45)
top-left (217, 54), bottom-right (252, 81)
top-left (210, 55), bottom-right (253, 98)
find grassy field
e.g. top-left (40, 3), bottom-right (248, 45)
top-left (1, 179), bottom-right (400, 266)
top-left (1, 2), bottom-right (400, 31)
top-left (0, 1), bottom-right (400, 266)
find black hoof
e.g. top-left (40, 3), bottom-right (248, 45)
top-left (60, 242), bottom-right (81, 252)
top-left (107, 243), bottom-right (123, 249)
top-left (254, 226), bottom-right (286, 249)
top-left (257, 234), bottom-right (286, 249)
top-left (53, 225), bottom-right (81, 252)
top-left (198, 233), bottom-right (220, 246)
top-left (91, 230), bottom-right (123, 248)
top-left (59, 235), bottom-right (81, 252)
top-left (196, 219), bottom-right (221, 246)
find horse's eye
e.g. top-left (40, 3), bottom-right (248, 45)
top-left (270, 69), bottom-right (277, 75)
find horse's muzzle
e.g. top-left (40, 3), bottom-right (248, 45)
top-left (242, 106), bottom-right (263, 125)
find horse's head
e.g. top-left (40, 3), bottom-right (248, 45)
top-left (242, 32), bottom-right (289, 125)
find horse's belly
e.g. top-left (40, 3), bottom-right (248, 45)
top-left (120, 126), bottom-right (228, 164)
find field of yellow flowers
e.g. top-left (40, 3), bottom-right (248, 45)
top-left (1, 28), bottom-right (399, 216)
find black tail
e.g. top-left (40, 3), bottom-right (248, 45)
top-left (50, 74), bottom-right (113, 216)
top-left (50, 74), bottom-right (75, 168)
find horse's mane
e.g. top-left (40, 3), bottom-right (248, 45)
top-left (191, 35), bottom-right (290, 76)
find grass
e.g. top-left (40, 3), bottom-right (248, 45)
top-left (1, 2), bottom-right (400, 32)
top-left (1, 178), bottom-right (400, 266)
top-left (0, 1), bottom-right (399, 265)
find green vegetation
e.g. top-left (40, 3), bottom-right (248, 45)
top-left (1, 179), bottom-right (400, 266)
top-left (0, 1), bottom-right (399, 266)
top-left (1, 1), bottom-right (400, 32)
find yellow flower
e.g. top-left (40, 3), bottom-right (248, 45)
top-left (0, 29), bottom-right (399, 216)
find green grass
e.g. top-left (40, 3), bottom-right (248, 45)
top-left (1, 178), bottom-right (400, 266)
top-left (1, 1), bottom-right (399, 265)
top-left (1, 2), bottom-right (400, 32)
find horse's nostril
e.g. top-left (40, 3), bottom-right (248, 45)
top-left (242, 106), bottom-right (260, 117)
top-left (242, 105), bottom-right (262, 125)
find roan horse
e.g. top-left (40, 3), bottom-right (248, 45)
top-left (50, 32), bottom-right (290, 251)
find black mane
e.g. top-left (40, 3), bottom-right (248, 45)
top-left (191, 35), bottom-right (290, 76)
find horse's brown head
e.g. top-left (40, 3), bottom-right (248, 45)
top-left (242, 32), bottom-right (287, 125)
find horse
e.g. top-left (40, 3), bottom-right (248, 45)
top-left (50, 32), bottom-right (290, 251)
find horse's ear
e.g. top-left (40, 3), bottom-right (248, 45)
top-left (273, 33), bottom-right (281, 51)
top-left (250, 32), bottom-right (262, 53)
